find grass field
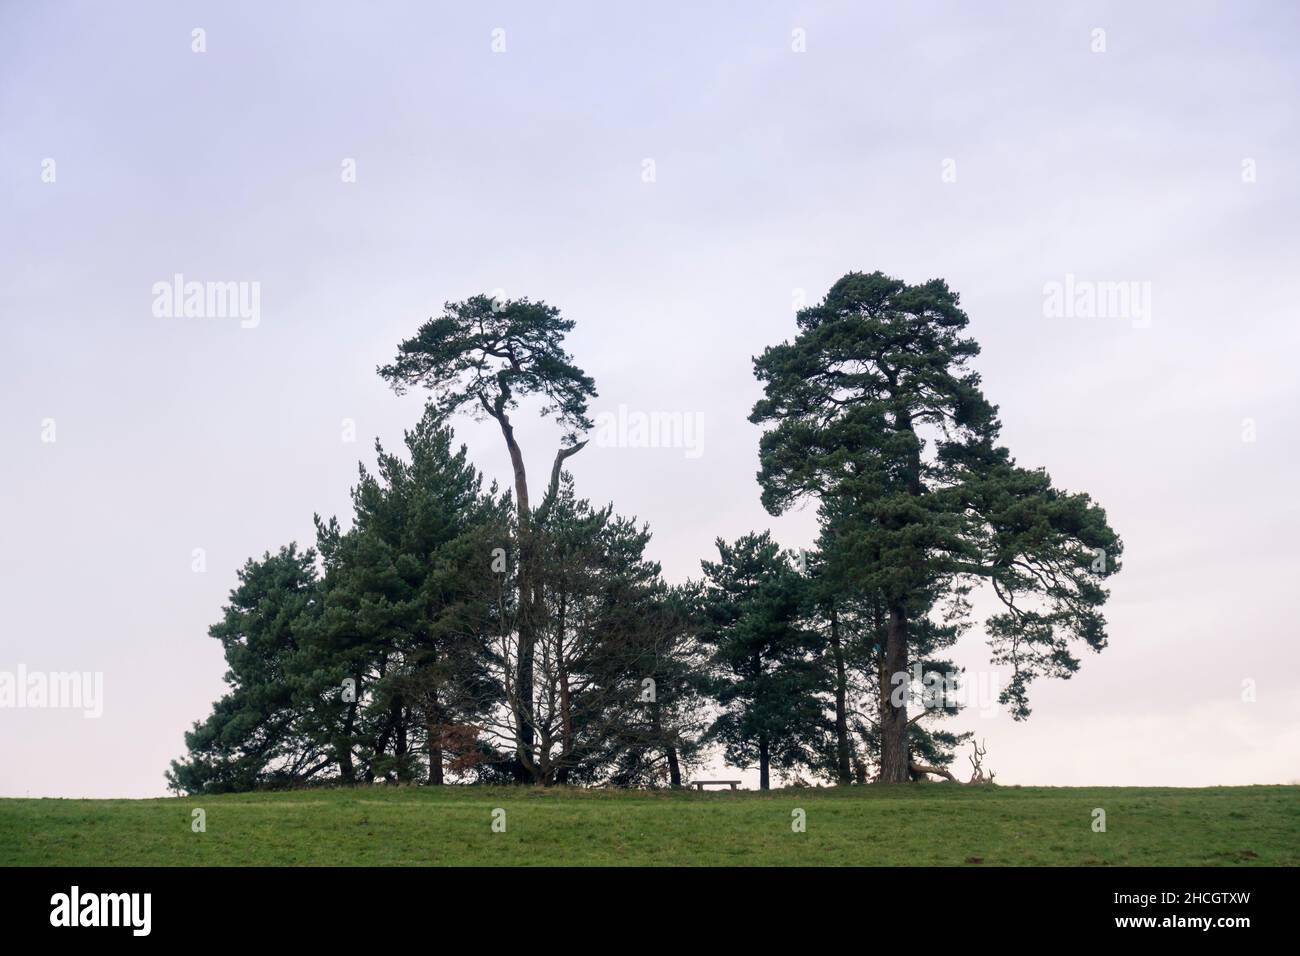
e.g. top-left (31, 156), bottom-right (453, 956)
top-left (1, 784), bottom-right (1296, 866)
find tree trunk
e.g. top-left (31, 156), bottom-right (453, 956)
top-left (392, 698), bottom-right (407, 782)
top-left (878, 606), bottom-right (910, 783)
top-left (910, 761), bottom-right (957, 782)
top-left (557, 591), bottom-right (573, 778)
top-left (829, 606), bottom-right (852, 784)
top-left (493, 410), bottom-right (536, 780)
top-left (488, 402), bottom-right (587, 786)
top-left (667, 746), bottom-right (681, 787)
top-left (428, 736), bottom-right (444, 785)
top-left (878, 404), bottom-right (922, 784)
top-left (759, 735), bottom-right (771, 791)
top-left (426, 689), bottom-right (443, 786)
top-left (652, 697), bottom-right (680, 787)
top-left (373, 696), bottom-right (392, 781)
top-left (338, 683), bottom-right (358, 782)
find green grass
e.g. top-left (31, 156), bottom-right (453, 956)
top-left (1, 785), bottom-right (1296, 866)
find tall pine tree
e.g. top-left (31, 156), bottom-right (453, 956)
top-left (378, 295), bottom-right (597, 778)
top-left (751, 271), bottom-right (1122, 782)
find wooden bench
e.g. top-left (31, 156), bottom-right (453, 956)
top-left (685, 780), bottom-right (740, 791)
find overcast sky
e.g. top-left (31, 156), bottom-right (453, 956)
top-left (2, 1), bottom-right (1297, 797)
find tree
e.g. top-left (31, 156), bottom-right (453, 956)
top-left (167, 544), bottom-right (330, 794)
top-left (306, 405), bottom-right (509, 784)
top-left (751, 271), bottom-right (1122, 782)
top-left (602, 583), bottom-right (710, 788)
top-left (480, 473), bottom-right (706, 785)
top-left (698, 532), bottom-right (832, 790)
top-left (808, 495), bottom-right (973, 784)
top-left (171, 408), bottom-right (513, 794)
top-left (378, 295), bottom-right (597, 778)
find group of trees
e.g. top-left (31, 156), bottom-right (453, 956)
top-left (169, 274), bottom-right (1121, 794)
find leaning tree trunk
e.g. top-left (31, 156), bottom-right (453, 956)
top-left (878, 606), bottom-right (911, 783)
top-left (653, 696), bottom-right (682, 787)
top-left (492, 403), bottom-right (586, 784)
top-left (492, 410), bottom-right (537, 780)
top-left (667, 746), bottom-right (682, 787)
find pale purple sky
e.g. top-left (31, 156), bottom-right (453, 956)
top-left (2, 1), bottom-right (1298, 797)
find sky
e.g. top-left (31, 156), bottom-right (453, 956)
top-left (1, 1), bottom-right (1297, 797)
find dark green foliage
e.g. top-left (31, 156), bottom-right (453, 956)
top-left (170, 407), bottom-right (706, 793)
top-left (166, 545), bottom-right (328, 794)
top-left (305, 404), bottom-right (512, 784)
top-left (170, 409), bottom-right (514, 793)
top-left (808, 496), bottom-right (973, 780)
top-left (377, 294), bottom-right (596, 445)
top-left (173, 276), bottom-right (1120, 794)
top-left (522, 475), bottom-right (706, 785)
top-left (751, 271), bottom-right (1123, 780)
top-left (697, 532), bottom-right (832, 789)
top-left (376, 294), bottom-right (599, 779)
